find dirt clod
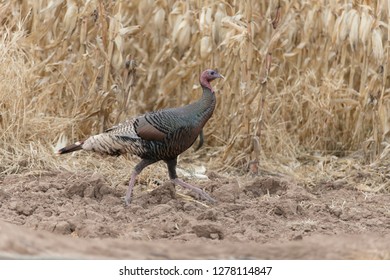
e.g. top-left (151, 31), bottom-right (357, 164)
top-left (192, 223), bottom-right (224, 240)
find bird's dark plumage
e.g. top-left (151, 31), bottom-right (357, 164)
top-left (58, 69), bottom-right (224, 205)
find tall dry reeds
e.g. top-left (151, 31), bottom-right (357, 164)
top-left (0, 0), bottom-right (389, 182)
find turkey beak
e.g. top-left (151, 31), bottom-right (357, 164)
top-left (218, 73), bottom-right (225, 79)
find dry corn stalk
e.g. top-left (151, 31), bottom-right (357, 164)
top-left (0, 0), bottom-right (389, 180)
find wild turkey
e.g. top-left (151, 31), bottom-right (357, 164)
top-left (57, 69), bottom-right (224, 205)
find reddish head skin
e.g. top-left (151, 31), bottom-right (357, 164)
top-left (199, 69), bottom-right (224, 92)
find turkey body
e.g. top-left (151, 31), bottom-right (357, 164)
top-left (83, 96), bottom-right (215, 160)
top-left (58, 69), bottom-right (223, 205)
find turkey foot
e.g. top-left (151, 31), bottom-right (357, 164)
top-left (172, 178), bottom-right (216, 203)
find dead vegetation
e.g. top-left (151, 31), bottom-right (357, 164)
top-left (0, 0), bottom-right (389, 192)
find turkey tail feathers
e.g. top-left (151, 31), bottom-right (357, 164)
top-left (57, 141), bottom-right (84, 154)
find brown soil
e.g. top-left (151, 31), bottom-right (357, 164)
top-left (0, 170), bottom-right (389, 259)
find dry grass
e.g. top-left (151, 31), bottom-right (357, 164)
top-left (0, 0), bottom-right (389, 191)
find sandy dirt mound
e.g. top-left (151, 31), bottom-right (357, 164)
top-left (0, 170), bottom-right (389, 259)
top-left (1, 221), bottom-right (389, 259)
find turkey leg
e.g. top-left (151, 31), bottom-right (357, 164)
top-left (165, 158), bottom-right (216, 203)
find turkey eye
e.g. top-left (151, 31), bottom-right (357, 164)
top-left (210, 71), bottom-right (215, 75)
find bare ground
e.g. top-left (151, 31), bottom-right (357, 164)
top-left (0, 169), bottom-right (389, 259)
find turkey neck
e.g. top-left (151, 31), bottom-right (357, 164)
top-left (190, 85), bottom-right (216, 128)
